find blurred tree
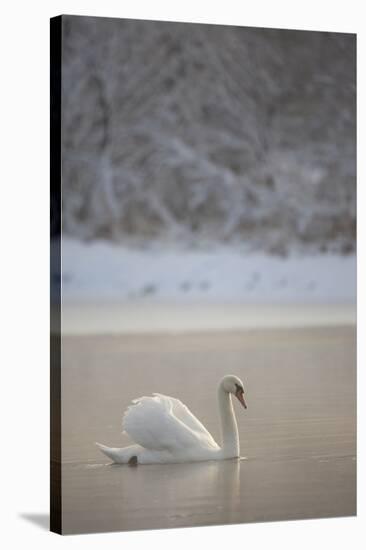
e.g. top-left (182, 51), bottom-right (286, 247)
top-left (61, 17), bottom-right (356, 254)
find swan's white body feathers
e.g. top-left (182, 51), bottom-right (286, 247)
top-left (97, 393), bottom-right (220, 464)
top-left (123, 393), bottom-right (218, 452)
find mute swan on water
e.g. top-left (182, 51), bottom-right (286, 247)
top-left (96, 374), bottom-right (247, 464)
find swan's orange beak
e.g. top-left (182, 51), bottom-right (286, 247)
top-left (235, 389), bottom-right (247, 409)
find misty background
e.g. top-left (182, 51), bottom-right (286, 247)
top-left (59, 16), bottom-right (356, 309)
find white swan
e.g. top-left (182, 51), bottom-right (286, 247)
top-left (96, 374), bottom-right (247, 464)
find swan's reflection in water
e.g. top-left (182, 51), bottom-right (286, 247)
top-left (112, 458), bottom-right (242, 526)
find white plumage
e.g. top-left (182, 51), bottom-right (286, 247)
top-left (96, 374), bottom-right (247, 464)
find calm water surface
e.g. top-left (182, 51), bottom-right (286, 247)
top-left (60, 326), bottom-right (356, 534)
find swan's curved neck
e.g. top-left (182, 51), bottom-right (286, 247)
top-left (218, 382), bottom-right (240, 458)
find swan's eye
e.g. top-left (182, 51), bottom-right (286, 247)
top-left (235, 383), bottom-right (244, 393)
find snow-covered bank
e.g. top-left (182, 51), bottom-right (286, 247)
top-left (59, 238), bottom-right (356, 305)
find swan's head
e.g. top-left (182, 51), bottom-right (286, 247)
top-left (221, 375), bottom-right (247, 409)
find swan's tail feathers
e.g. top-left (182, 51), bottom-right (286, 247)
top-left (95, 442), bottom-right (128, 464)
top-left (95, 442), bottom-right (140, 464)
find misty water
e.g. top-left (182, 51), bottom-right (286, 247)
top-left (60, 327), bottom-right (356, 534)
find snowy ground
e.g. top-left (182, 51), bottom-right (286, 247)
top-left (59, 238), bottom-right (356, 305)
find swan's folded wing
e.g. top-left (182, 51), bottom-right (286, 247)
top-left (154, 393), bottom-right (219, 449)
top-left (122, 395), bottom-right (208, 451)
